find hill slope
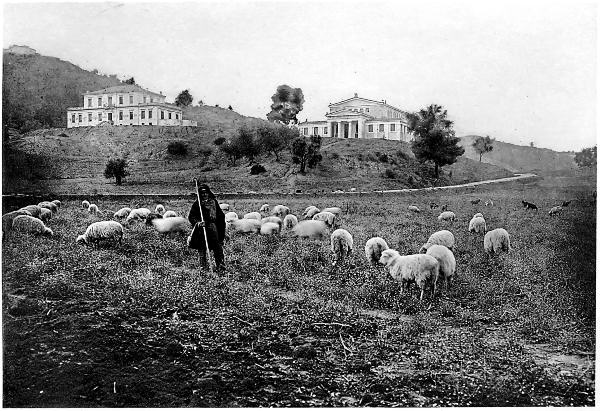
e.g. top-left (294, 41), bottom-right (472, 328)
top-left (459, 135), bottom-right (576, 173)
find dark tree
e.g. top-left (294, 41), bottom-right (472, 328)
top-left (407, 104), bottom-right (464, 178)
top-left (530, 141), bottom-right (535, 148)
top-left (219, 140), bottom-right (244, 166)
top-left (472, 135), bottom-right (494, 162)
top-left (167, 141), bottom-right (187, 156)
top-left (213, 137), bottom-right (226, 146)
top-left (104, 158), bottom-right (129, 185)
top-left (258, 123), bottom-right (295, 161)
top-left (228, 105), bottom-right (233, 110)
top-left (266, 85), bottom-right (304, 124)
top-left (291, 135), bottom-right (322, 173)
top-left (175, 89), bottom-right (193, 107)
top-left (124, 77), bottom-right (135, 85)
top-left (237, 125), bottom-right (262, 163)
top-left (575, 146), bottom-right (597, 168)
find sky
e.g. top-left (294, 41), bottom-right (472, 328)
top-left (2, 0), bottom-right (597, 151)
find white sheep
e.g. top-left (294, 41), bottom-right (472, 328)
top-left (321, 207), bottom-right (342, 216)
top-left (484, 228), bottom-right (511, 255)
top-left (473, 212), bottom-right (483, 218)
top-left (39, 208), bottom-right (53, 223)
top-left (82, 200), bottom-right (90, 209)
top-left (88, 204), bottom-right (99, 214)
top-left (364, 237), bottom-right (390, 265)
top-left (19, 205), bottom-right (42, 218)
top-left (38, 201), bottom-right (58, 214)
top-left (2, 210), bottom-right (32, 238)
top-left (437, 211), bottom-right (456, 223)
top-left (220, 203), bottom-right (230, 211)
top-left (125, 208), bottom-right (152, 224)
top-left (146, 213), bottom-right (190, 235)
top-left (312, 211), bottom-right (336, 227)
top-left (283, 214), bottom-right (298, 229)
top-left (113, 207), bottom-right (132, 219)
top-left (229, 218), bottom-right (261, 234)
top-left (379, 249), bottom-right (439, 302)
top-left (225, 211), bottom-right (239, 223)
top-left (261, 216), bottom-right (282, 226)
top-left (549, 206), bottom-right (563, 216)
top-left (468, 216), bottom-right (487, 234)
top-left (162, 210), bottom-right (178, 218)
top-left (291, 220), bottom-right (328, 240)
top-left (303, 206), bottom-right (320, 219)
top-left (155, 204), bottom-right (165, 214)
top-left (76, 221), bottom-right (124, 245)
top-left (51, 199), bottom-right (61, 208)
top-left (12, 215), bottom-right (53, 237)
top-left (260, 222), bottom-right (281, 235)
top-left (485, 199), bottom-right (494, 207)
top-left (419, 230), bottom-right (455, 253)
top-left (330, 228), bottom-right (353, 266)
top-left (271, 205), bottom-right (290, 218)
top-left (259, 204), bottom-right (270, 213)
top-left (425, 244), bottom-right (456, 292)
top-left (243, 211), bottom-right (262, 221)
top-left (408, 205), bottom-right (420, 213)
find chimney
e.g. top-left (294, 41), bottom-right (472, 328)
top-left (354, 93), bottom-right (358, 98)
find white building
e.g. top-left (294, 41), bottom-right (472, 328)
top-left (297, 93), bottom-right (413, 141)
top-left (66, 84), bottom-right (197, 128)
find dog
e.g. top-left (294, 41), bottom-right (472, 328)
top-left (522, 200), bottom-right (538, 211)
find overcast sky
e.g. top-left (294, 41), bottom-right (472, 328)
top-left (3, 0), bottom-right (597, 151)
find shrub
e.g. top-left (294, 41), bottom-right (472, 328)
top-left (167, 141), bottom-right (187, 156)
top-left (383, 168), bottom-right (398, 179)
top-left (376, 152), bottom-right (389, 163)
top-left (197, 145), bottom-right (213, 157)
top-left (329, 151), bottom-right (340, 160)
top-left (213, 137), bottom-right (226, 146)
top-left (250, 164), bottom-right (267, 175)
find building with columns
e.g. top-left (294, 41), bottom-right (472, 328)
top-left (66, 84), bottom-right (197, 128)
top-left (296, 93), bottom-right (413, 141)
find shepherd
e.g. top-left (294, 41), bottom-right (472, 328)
top-left (187, 181), bottom-right (226, 272)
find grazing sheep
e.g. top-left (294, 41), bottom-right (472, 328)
top-left (408, 205), bottom-right (421, 213)
top-left (419, 230), bottom-right (455, 253)
top-left (291, 220), bottom-right (328, 240)
top-left (39, 208), bottom-right (53, 223)
top-left (522, 200), bottom-right (538, 211)
top-left (271, 205), bottom-right (291, 218)
top-left (259, 204), bottom-right (270, 213)
top-left (113, 207), bottom-right (132, 219)
top-left (437, 211), bottom-right (456, 223)
top-left (82, 200), bottom-right (90, 209)
top-left (330, 229), bottom-right (353, 266)
top-left (312, 211), bottom-right (336, 227)
top-left (88, 204), bottom-right (99, 214)
top-left (19, 205), bottom-right (42, 218)
top-left (303, 206), bottom-right (320, 219)
top-left (468, 216), bottom-right (487, 234)
top-left (283, 214), bottom-right (298, 229)
top-left (76, 221), bottom-right (124, 245)
top-left (146, 213), bottom-right (190, 235)
top-left (429, 202), bottom-right (439, 209)
top-left (485, 199), bottom-right (494, 206)
top-left (125, 208), bottom-right (152, 224)
top-left (473, 212), bottom-right (483, 218)
top-left (321, 207), bottom-right (342, 216)
top-left (162, 210), bottom-right (178, 218)
top-left (379, 249), bottom-right (439, 302)
top-left (365, 237), bottom-right (390, 265)
top-left (549, 206), bottom-right (563, 216)
top-left (561, 200), bottom-right (571, 207)
top-left (261, 216), bottom-right (282, 226)
top-left (225, 211), bottom-right (239, 223)
top-left (260, 222), bottom-right (281, 235)
top-left (441, 204), bottom-right (449, 212)
top-left (51, 200), bottom-right (61, 208)
top-left (12, 215), bottom-right (53, 237)
top-left (243, 211), bottom-right (262, 221)
top-left (471, 198), bottom-right (481, 205)
top-left (484, 228), bottom-right (511, 255)
top-left (229, 218), bottom-right (261, 234)
top-left (220, 203), bottom-right (230, 211)
top-left (425, 244), bottom-right (456, 292)
top-left (154, 204), bottom-right (165, 214)
top-left (37, 201), bottom-right (57, 214)
top-left (2, 210), bottom-right (33, 238)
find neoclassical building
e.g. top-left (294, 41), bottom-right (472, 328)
top-left (66, 84), bottom-right (197, 128)
top-left (296, 94), bottom-right (412, 141)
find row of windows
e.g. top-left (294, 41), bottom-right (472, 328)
top-left (70, 109), bottom-right (179, 122)
top-left (302, 123), bottom-right (409, 135)
top-left (86, 94), bottom-right (156, 108)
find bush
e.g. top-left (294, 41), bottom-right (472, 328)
top-left (383, 168), bottom-right (398, 179)
top-left (376, 152), bottom-right (389, 163)
top-left (213, 137), bottom-right (226, 146)
top-left (167, 141), bottom-right (187, 156)
top-left (329, 151), bottom-right (340, 160)
top-left (250, 164), bottom-right (267, 175)
top-left (198, 145), bottom-right (213, 157)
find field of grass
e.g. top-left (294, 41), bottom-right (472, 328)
top-left (2, 173), bottom-right (595, 406)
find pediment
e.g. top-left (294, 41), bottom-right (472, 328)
top-left (326, 109), bottom-right (373, 119)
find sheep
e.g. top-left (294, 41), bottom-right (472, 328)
top-left (485, 199), bottom-right (494, 207)
top-left (321, 207), bottom-right (342, 216)
top-left (154, 204), bottom-right (165, 214)
top-left (522, 200), bottom-right (538, 211)
top-left (113, 207), bottom-right (132, 219)
top-left (125, 208), bottom-right (152, 224)
top-left (364, 237), bottom-right (389, 265)
top-left (76, 221), bottom-right (124, 245)
top-left (429, 202), bottom-right (439, 209)
top-left (243, 211), bottom-right (262, 221)
top-left (51, 200), bottom-right (61, 208)
top-left (18, 205), bottom-right (42, 218)
top-left (283, 214), bottom-right (298, 229)
top-left (549, 206), bottom-right (563, 216)
top-left (39, 208), bottom-right (53, 223)
top-left (225, 211), bottom-right (239, 223)
top-left (441, 204), bottom-right (449, 212)
top-left (259, 204), bottom-right (270, 213)
top-left (303, 206), bottom-right (320, 219)
top-left (425, 244), bottom-right (456, 292)
top-left (437, 211), bottom-right (456, 223)
top-left (220, 203), bottom-right (230, 211)
top-left (468, 216), bottom-right (487, 234)
top-left (260, 222), bottom-right (281, 235)
top-left (229, 218), bottom-right (261, 234)
top-left (2, 210), bottom-right (32, 238)
top-left (82, 200), bottom-right (90, 209)
top-left (271, 205), bottom-right (290, 218)
top-left (330, 228), bottom-right (353, 266)
top-left (484, 228), bottom-right (511, 255)
top-left (12, 215), bottom-right (53, 237)
top-left (473, 212), bottom-right (483, 218)
top-left (88, 204), bottom-right (99, 214)
top-left (162, 210), bottom-right (178, 218)
top-left (408, 205), bottom-right (420, 213)
top-left (291, 220), bottom-right (328, 240)
top-left (38, 201), bottom-right (58, 214)
top-left (312, 211), bottom-right (336, 227)
top-left (419, 230), bottom-right (455, 253)
top-left (145, 213), bottom-right (190, 235)
top-left (379, 249), bottom-right (439, 302)
top-left (470, 198), bottom-right (481, 205)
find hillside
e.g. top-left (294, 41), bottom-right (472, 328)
top-left (459, 135), bottom-right (576, 173)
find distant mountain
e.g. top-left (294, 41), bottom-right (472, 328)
top-left (459, 135), bottom-right (576, 173)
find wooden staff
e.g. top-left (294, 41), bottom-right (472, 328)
top-left (194, 178), bottom-right (213, 273)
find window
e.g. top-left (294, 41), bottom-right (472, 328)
top-left (119, 95), bottom-right (123, 105)
top-left (71, 114), bottom-right (75, 123)
top-left (150, 97), bottom-right (154, 103)
top-left (98, 97), bottom-right (102, 107)
top-left (141, 110), bottom-right (145, 119)
top-left (366, 108), bottom-right (369, 112)
top-left (88, 113), bottom-right (92, 122)
top-left (313, 127), bottom-right (318, 135)
top-left (161, 111), bottom-right (165, 119)
top-left (303, 127), bottom-right (308, 135)
top-left (148, 110), bottom-right (153, 119)
top-left (168, 112), bottom-right (172, 119)
top-left (78, 114), bottom-right (82, 122)
top-left (379, 124), bottom-right (384, 132)
top-left (129, 95), bottom-right (133, 104)
top-left (368, 125), bottom-right (373, 132)
top-left (129, 111), bottom-right (133, 120)
top-left (143, 96), bottom-right (147, 103)
top-left (390, 124), bottom-right (396, 132)
top-left (108, 113), bottom-right (113, 121)
top-left (149, 122), bottom-right (152, 125)
top-left (324, 127), bottom-right (328, 135)
top-left (176, 113), bottom-right (179, 120)
top-left (142, 123), bottom-right (145, 125)
top-left (98, 112), bottom-right (102, 121)
top-left (119, 111), bottom-right (123, 120)
top-left (88, 98), bottom-right (92, 107)
top-left (108, 96), bottom-right (112, 105)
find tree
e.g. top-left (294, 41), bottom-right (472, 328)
top-left (291, 135), bottom-right (322, 173)
top-left (228, 105), bottom-right (233, 110)
top-left (175, 89), bottom-right (193, 107)
top-left (530, 141), bottom-right (535, 148)
top-left (124, 77), bottom-right (135, 85)
top-left (407, 104), bottom-right (464, 178)
top-left (258, 123), bottom-right (296, 161)
top-left (236, 125), bottom-right (262, 163)
top-left (574, 146), bottom-right (597, 168)
top-left (267, 85), bottom-right (304, 124)
top-left (472, 135), bottom-right (494, 162)
top-left (219, 139), bottom-right (244, 166)
top-left (104, 158), bottom-right (129, 185)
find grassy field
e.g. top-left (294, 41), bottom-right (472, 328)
top-left (2, 172), bottom-right (595, 406)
